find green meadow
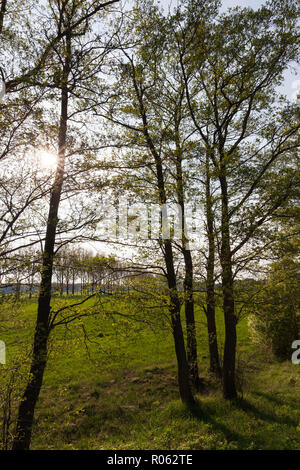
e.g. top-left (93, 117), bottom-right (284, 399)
top-left (0, 295), bottom-right (299, 450)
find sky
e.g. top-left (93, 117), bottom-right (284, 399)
top-left (221, 0), bottom-right (263, 10)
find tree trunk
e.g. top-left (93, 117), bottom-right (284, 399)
top-left (133, 73), bottom-right (195, 405)
top-left (72, 271), bottom-right (75, 295)
top-left (205, 150), bottom-right (221, 377)
top-left (12, 33), bottom-right (71, 450)
top-left (29, 281), bottom-right (32, 299)
top-left (165, 240), bottom-right (195, 405)
top-left (219, 165), bottom-right (237, 400)
top-left (0, 0), bottom-right (7, 34)
top-left (175, 128), bottom-right (200, 389)
top-left (11, 326), bottom-right (49, 449)
top-left (183, 242), bottom-right (201, 389)
top-left (60, 272), bottom-right (64, 296)
top-left (15, 281), bottom-right (20, 300)
top-left (158, 186), bottom-right (194, 405)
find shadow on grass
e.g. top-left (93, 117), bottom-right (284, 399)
top-left (184, 400), bottom-right (245, 446)
top-left (184, 390), bottom-right (298, 449)
top-left (234, 396), bottom-right (298, 427)
top-left (252, 390), bottom-right (298, 405)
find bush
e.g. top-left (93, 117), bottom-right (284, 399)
top-left (248, 262), bottom-right (299, 361)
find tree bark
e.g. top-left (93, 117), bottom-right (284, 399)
top-left (219, 164), bottom-right (237, 400)
top-left (164, 239), bottom-right (195, 405)
top-left (126, 64), bottom-right (195, 405)
top-left (174, 137), bottom-right (201, 389)
top-left (0, 0), bottom-right (7, 34)
top-left (205, 150), bottom-right (221, 377)
top-left (154, 156), bottom-right (195, 404)
top-left (183, 248), bottom-right (201, 389)
top-left (12, 33), bottom-right (71, 450)
top-left (72, 270), bottom-right (75, 295)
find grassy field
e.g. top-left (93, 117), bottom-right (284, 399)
top-left (0, 295), bottom-right (300, 450)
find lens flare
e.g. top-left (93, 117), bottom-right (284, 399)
top-left (39, 150), bottom-right (57, 170)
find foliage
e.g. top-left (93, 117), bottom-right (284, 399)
top-left (248, 259), bottom-right (300, 360)
top-left (0, 299), bottom-right (32, 449)
top-left (0, 0), bottom-right (299, 449)
top-left (1, 298), bottom-right (299, 450)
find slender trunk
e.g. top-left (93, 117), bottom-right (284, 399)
top-left (183, 248), bottom-right (201, 389)
top-left (60, 272), bottom-right (64, 296)
top-left (219, 164), bottom-right (237, 400)
top-left (15, 281), bottom-right (20, 300)
top-left (164, 240), bottom-right (195, 405)
top-left (29, 281), bottom-right (32, 299)
top-left (133, 74), bottom-right (194, 405)
top-left (0, 0), bottom-right (7, 34)
top-left (157, 170), bottom-right (194, 405)
top-left (72, 271), bottom-right (75, 295)
top-left (174, 138), bottom-right (200, 389)
top-left (205, 151), bottom-right (221, 377)
top-left (12, 34), bottom-right (71, 450)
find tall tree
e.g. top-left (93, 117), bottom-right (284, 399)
top-left (173, 94), bottom-right (201, 389)
top-left (203, 149), bottom-right (221, 377)
top-left (98, 2), bottom-right (196, 404)
top-left (12, 0), bottom-right (117, 449)
top-left (176, 0), bottom-right (300, 398)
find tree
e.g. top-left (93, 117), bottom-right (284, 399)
top-left (3, 0), bottom-right (120, 93)
top-left (202, 149), bottom-right (222, 377)
top-left (97, 0), bottom-right (208, 403)
top-left (175, 0), bottom-right (300, 398)
top-left (12, 0), bottom-right (118, 449)
top-left (249, 258), bottom-right (299, 360)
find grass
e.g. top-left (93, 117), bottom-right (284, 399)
top-left (0, 294), bottom-right (299, 450)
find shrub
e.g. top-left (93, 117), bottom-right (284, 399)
top-left (248, 261), bottom-right (299, 361)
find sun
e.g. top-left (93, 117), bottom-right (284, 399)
top-left (39, 150), bottom-right (57, 170)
